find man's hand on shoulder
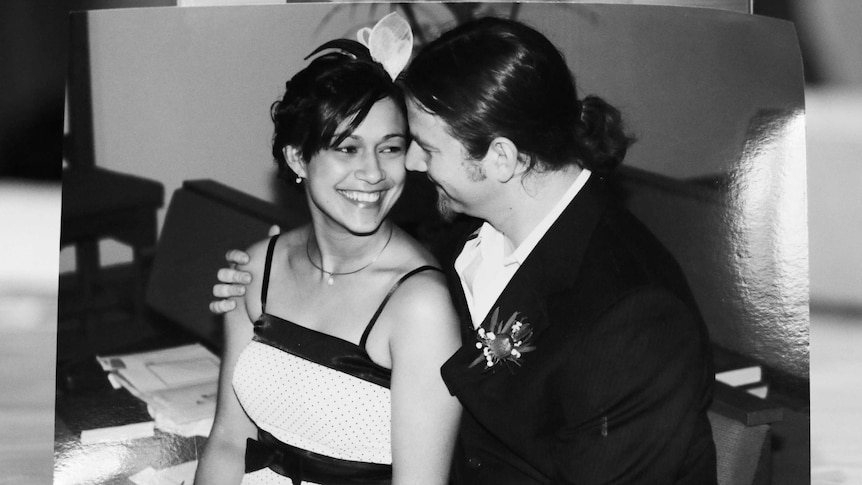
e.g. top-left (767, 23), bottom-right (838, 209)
top-left (209, 225), bottom-right (280, 314)
top-left (209, 249), bottom-right (253, 313)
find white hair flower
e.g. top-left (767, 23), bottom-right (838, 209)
top-left (357, 12), bottom-right (413, 81)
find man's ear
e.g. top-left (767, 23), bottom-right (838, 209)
top-left (482, 137), bottom-right (525, 183)
top-left (283, 146), bottom-right (308, 179)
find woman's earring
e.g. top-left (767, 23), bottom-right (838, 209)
top-left (295, 176), bottom-right (303, 184)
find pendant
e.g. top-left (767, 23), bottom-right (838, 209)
top-left (326, 275), bottom-right (335, 285)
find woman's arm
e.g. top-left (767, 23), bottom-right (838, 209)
top-left (388, 272), bottom-right (462, 485)
top-left (195, 245), bottom-right (266, 484)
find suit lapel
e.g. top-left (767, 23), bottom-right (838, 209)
top-left (441, 175), bottom-right (613, 396)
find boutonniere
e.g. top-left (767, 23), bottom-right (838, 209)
top-left (470, 307), bottom-right (536, 370)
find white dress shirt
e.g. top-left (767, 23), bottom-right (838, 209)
top-left (455, 169), bottom-right (592, 328)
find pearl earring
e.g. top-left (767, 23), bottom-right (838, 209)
top-left (295, 176), bottom-right (303, 184)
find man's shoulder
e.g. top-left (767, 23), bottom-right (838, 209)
top-left (579, 210), bottom-right (666, 283)
top-left (561, 203), bottom-right (698, 319)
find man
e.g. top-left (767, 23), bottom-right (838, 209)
top-left (212, 17), bottom-right (716, 484)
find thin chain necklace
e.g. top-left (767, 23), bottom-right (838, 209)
top-left (306, 225), bottom-right (394, 286)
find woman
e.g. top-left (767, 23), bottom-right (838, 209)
top-left (195, 17), bottom-right (461, 485)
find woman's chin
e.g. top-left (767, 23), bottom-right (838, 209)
top-left (334, 213), bottom-right (390, 237)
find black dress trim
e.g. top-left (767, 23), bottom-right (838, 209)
top-left (246, 429), bottom-right (392, 485)
top-left (253, 313), bottom-right (393, 388)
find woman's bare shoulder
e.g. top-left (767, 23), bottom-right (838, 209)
top-left (243, 225), bottom-right (309, 272)
top-left (386, 259), bottom-right (453, 334)
top-left (383, 250), bottom-right (459, 356)
top-left (392, 268), bottom-right (449, 308)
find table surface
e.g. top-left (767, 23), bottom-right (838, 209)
top-left (54, 383), bottom-right (205, 484)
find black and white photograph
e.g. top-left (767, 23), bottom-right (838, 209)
top-left (1, 1), bottom-right (860, 484)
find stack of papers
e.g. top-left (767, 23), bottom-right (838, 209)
top-left (97, 343), bottom-right (220, 437)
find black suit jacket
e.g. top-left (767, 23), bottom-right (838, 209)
top-left (440, 176), bottom-right (716, 484)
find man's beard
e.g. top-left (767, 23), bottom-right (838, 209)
top-left (432, 157), bottom-right (483, 223)
top-left (436, 190), bottom-right (457, 222)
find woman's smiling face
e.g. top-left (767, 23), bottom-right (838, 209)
top-left (296, 97), bottom-right (407, 236)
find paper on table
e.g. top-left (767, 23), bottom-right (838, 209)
top-left (145, 381), bottom-right (218, 425)
top-left (97, 344), bottom-right (219, 394)
top-left (147, 357), bottom-right (219, 389)
top-left (151, 414), bottom-right (213, 438)
top-left (96, 343), bottom-right (220, 436)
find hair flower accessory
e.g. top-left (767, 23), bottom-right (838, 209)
top-left (356, 12), bottom-right (413, 80)
top-left (470, 307), bottom-right (536, 371)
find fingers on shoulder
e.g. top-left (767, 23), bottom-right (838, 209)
top-left (225, 249), bottom-right (251, 266)
top-left (215, 270), bottom-right (251, 288)
top-left (235, 238), bottom-right (276, 280)
top-left (209, 298), bottom-right (238, 314)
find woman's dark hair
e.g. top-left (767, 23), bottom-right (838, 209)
top-left (402, 17), bottom-right (634, 175)
top-left (271, 42), bottom-right (405, 180)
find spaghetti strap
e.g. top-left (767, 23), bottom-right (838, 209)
top-left (260, 234), bottom-right (280, 314)
top-left (359, 265), bottom-right (442, 349)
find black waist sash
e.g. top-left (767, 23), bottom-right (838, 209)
top-left (245, 429), bottom-right (392, 485)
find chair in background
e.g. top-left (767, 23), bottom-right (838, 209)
top-left (145, 179), bottom-right (307, 347)
top-left (59, 166), bottom-right (164, 328)
top-left (709, 382), bottom-right (784, 485)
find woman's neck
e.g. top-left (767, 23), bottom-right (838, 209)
top-left (306, 220), bottom-right (394, 275)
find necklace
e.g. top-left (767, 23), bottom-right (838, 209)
top-left (306, 226), bottom-right (394, 286)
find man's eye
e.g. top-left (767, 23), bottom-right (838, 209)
top-left (335, 146), bottom-right (358, 154)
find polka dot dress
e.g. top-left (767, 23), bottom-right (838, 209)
top-left (231, 236), bottom-right (439, 484)
top-left (234, 334), bottom-right (391, 456)
top-left (232, 315), bottom-right (394, 485)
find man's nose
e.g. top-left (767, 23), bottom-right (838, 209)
top-left (405, 143), bottom-right (427, 172)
